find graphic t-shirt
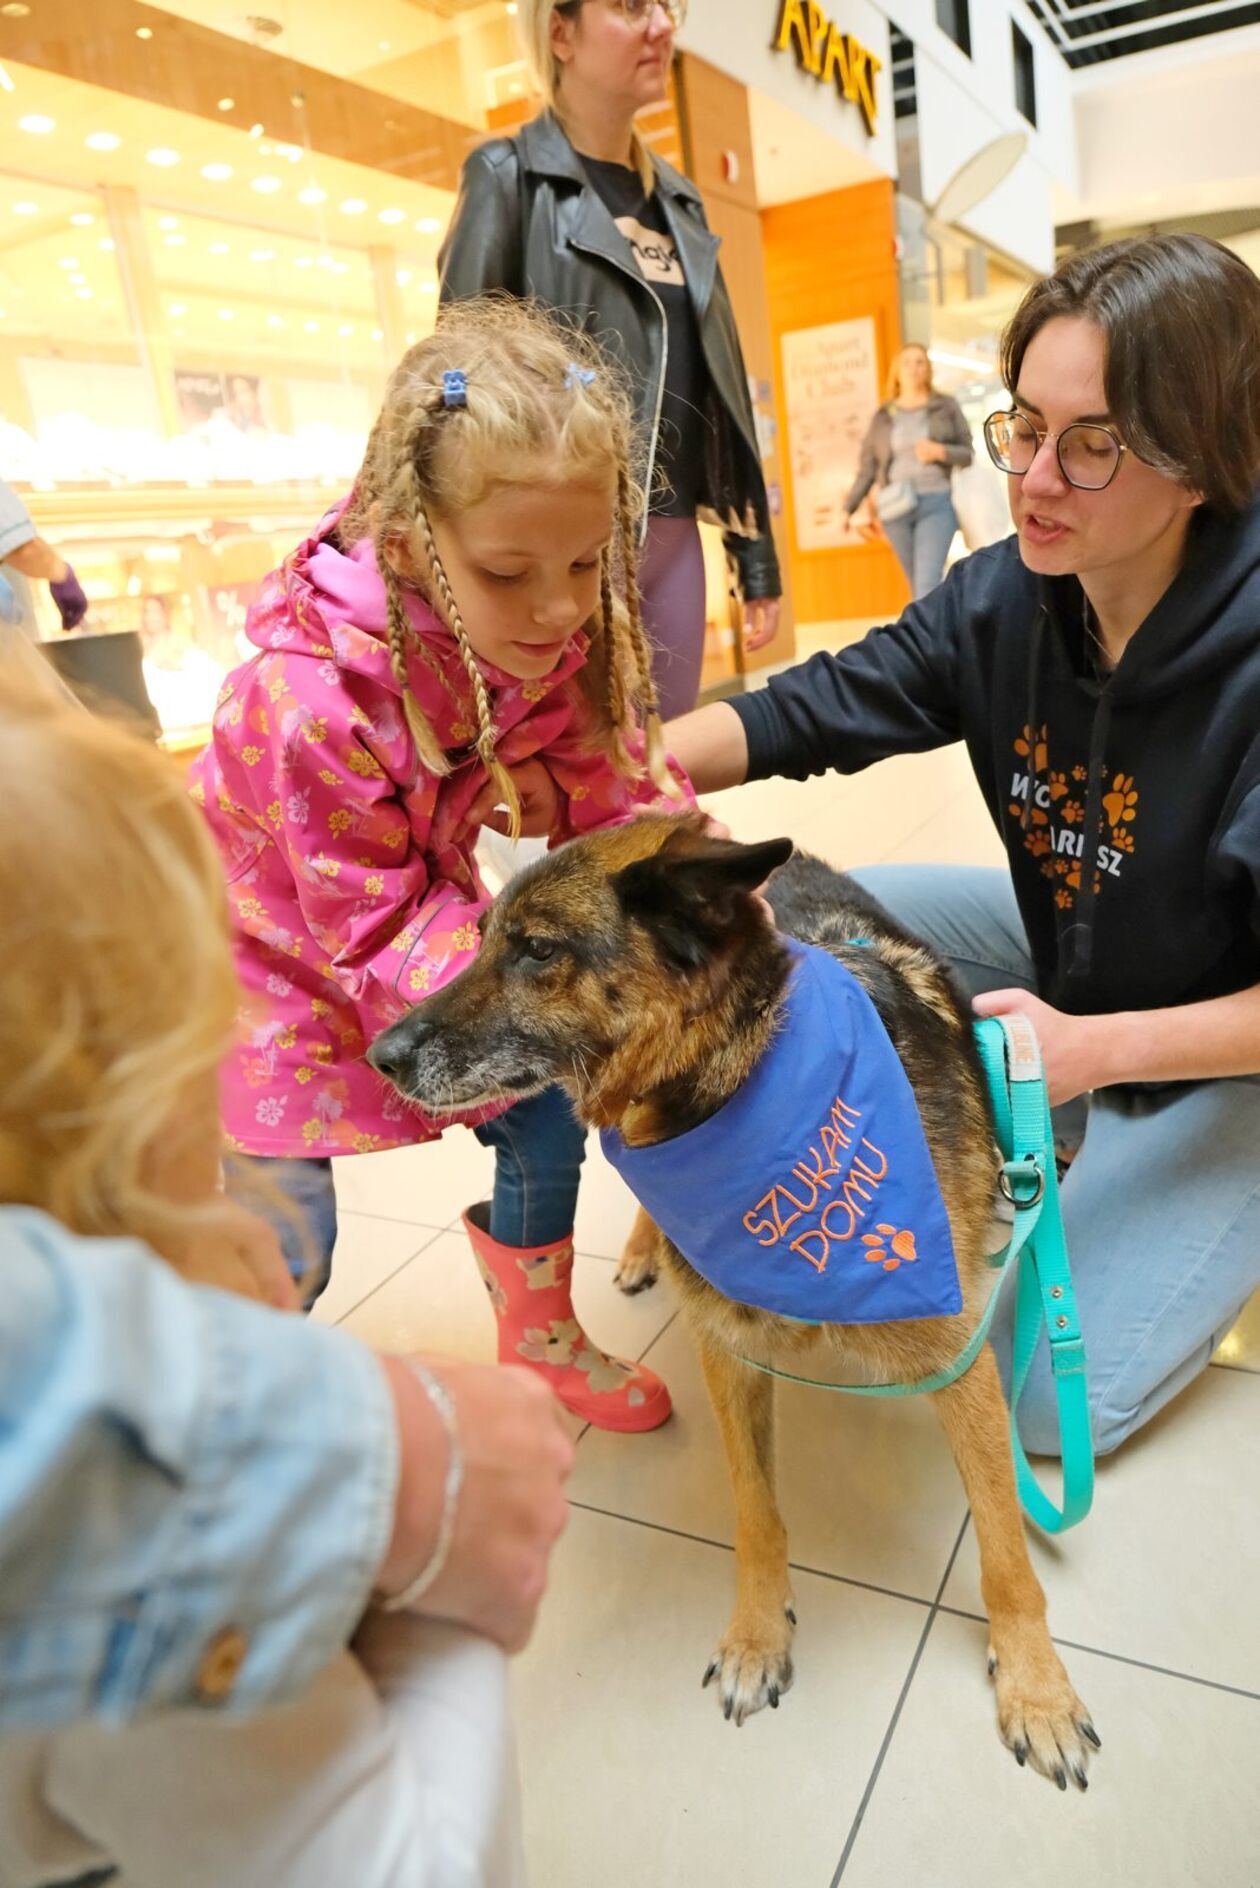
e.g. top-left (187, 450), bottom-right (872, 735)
top-left (582, 156), bottom-right (711, 517)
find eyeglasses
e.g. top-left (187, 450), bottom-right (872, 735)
top-left (575, 0), bottom-right (687, 26)
top-left (984, 409), bottom-right (1128, 492)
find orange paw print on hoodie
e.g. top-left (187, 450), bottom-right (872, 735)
top-left (862, 1223), bottom-right (919, 1272)
top-left (1102, 773), bottom-right (1138, 824)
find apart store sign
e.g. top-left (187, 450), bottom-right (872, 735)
top-left (773, 0), bottom-right (882, 135)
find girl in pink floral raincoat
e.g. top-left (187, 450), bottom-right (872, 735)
top-left (193, 299), bottom-right (686, 1430)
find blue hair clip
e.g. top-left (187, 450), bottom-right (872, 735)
top-left (442, 369), bottom-right (468, 409)
top-left (565, 362), bottom-right (597, 390)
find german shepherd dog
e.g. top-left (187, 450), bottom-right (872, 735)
top-left (369, 813), bottom-right (1099, 1790)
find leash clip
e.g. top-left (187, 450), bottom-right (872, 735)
top-left (998, 1154), bottom-right (1045, 1207)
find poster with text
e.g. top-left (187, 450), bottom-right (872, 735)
top-left (781, 317), bottom-right (878, 553)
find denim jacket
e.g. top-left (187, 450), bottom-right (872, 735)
top-left (0, 1207), bottom-right (396, 1730)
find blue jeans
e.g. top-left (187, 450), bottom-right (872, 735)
top-left (881, 489), bottom-right (958, 600)
top-left (852, 865), bottom-right (1260, 1456)
top-left (224, 1085), bottom-right (587, 1309)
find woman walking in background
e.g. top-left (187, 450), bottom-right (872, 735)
top-left (439, 0), bottom-right (781, 718)
top-left (845, 342), bottom-right (973, 599)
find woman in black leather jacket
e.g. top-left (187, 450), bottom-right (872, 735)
top-left (439, 0), bottom-right (782, 717)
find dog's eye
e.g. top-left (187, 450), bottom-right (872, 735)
top-left (521, 936), bottom-right (557, 964)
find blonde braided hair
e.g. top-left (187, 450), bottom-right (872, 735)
top-left (341, 296), bottom-right (678, 835)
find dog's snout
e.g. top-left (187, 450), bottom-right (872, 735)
top-left (367, 1017), bottom-right (433, 1084)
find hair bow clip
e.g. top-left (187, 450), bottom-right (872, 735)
top-left (442, 369), bottom-right (468, 409)
top-left (564, 362), bottom-right (597, 390)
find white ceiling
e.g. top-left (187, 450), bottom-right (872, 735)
top-left (747, 86), bottom-right (882, 209)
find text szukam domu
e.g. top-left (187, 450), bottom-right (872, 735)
top-left (741, 1094), bottom-right (889, 1273)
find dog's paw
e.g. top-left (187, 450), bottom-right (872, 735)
top-left (701, 1604), bottom-right (796, 1728)
top-left (613, 1222), bottom-right (660, 1295)
top-left (988, 1637), bottom-right (1098, 1791)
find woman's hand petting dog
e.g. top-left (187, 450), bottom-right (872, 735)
top-left (972, 988), bottom-right (1104, 1108)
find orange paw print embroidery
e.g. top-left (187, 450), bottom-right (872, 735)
top-left (861, 1223), bottom-right (919, 1272)
top-left (1049, 771), bottom-right (1069, 802)
top-left (1102, 773), bottom-right (1138, 824)
top-left (1014, 724), bottom-right (1048, 773)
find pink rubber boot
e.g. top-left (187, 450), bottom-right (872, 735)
top-left (463, 1204), bottom-right (672, 1432)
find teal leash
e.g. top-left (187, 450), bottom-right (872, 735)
top-left (737, 1010), bottom-right (1094, 1534)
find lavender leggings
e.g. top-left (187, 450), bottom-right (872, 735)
top-left (638, 514), bottom-right (708, 721)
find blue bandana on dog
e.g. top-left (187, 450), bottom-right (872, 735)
top-left (601, 941), bottom-right (961, 1325)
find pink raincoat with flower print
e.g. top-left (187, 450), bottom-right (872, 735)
top-left (192, 503), bottom-right (690, 1158)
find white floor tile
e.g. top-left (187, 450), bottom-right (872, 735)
top-left (512, 1505), bottom-right (929, 1888)
top-left (308, 1212), bottom-right (446, 1328)
top-left (839, 1612), bottom-right (1260, 1888)
top-left (335, 1226), bottom-right (675, 1378)
top-left (331, 1131), bottom-right (493, 1230)
top-left (570, 1315), bottom-right (969, 1601)
top-left (942, 1364), bottom-right (1260, 1693)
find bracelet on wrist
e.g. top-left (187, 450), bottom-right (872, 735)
top-left (382, 1360), bottom-right (464, 1612)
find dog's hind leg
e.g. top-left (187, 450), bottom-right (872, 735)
top-left (697, 1338), bottom-right (796, 1727)
top-left (931, 1345), bottom-right (1098, 1791)
top-left (613, 1205), bottom-right (660, 1295)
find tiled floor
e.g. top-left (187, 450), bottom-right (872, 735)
top-left (319, 630), bottom-right (1260, 1887)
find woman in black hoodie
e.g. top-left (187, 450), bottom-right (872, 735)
top-left (665, 234), bottom-right (1260, 1458)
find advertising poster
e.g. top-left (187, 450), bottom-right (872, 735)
top-left (781, 317), bottom-right (878, 552)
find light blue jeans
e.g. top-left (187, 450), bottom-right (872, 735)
top-left (881, 489), bottom-right (958, 600)
top-left (225, 1085), bottom-right (587, 1309)
top-left (852, 865), bottom-right (1260, 1457)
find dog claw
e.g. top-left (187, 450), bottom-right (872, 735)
top-left (987, 1655), bottom-right (998, 1677)
top-left (1079, 1721), bottom-right (1102, 1750)
top-left (701, 1660), bottom-right (718, 1689)
top-left (1013, 1741), bottom-right (1027, 1768)
top-left (768, 1686), bottom-right (779, 1708)
top-left (1053, 1767), bottom-right (1068, 1792)
top-left (785, 1605), bottom-right (797, 1626)
top-left (723, 1695), bottom-right (734, 1721)
top-left (1072, 1766), bottom-right (1089, 1792)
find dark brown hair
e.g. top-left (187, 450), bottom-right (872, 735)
top-left (1001, 234), bottom-right (1260, 512)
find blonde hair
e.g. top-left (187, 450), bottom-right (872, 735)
top-left (885, 342), bottom-right (934, 405)
top-left (342, 295), bottom-right (673, 836)
top-left (516, 0), bottom-right (656, 192)
top-left (0, 655), bottom-right (245, 1268)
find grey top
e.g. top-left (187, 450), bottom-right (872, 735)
top-left (844, 393), bottom-right (973, 515)
top-left (0, 479), bottom-right (39, 639)
top-left (889, 405), bottom-right (951, 495)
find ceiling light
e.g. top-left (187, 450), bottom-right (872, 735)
top-left (395, 268), bottom-right (412, 285)
top-left (73, 287), bottom-right (94, 299)
top-left (378, 40), bottom-right (390, 51)
top-left (371, 327), bottom-right (383, 340)
top-left (146, 148), bottom-right (180, 168)
top-left (158, 214), bottom-right (179, 229)
top-left (303, 320), bottom-right (319, 333)
top-left (58, 257), bottom-right (79, 269)
top-left (338, 323), bottom-right (354, 336)
top-left (266, 314), bottom-right (285, 327)
top-left (201, 162), bottom-right (233, 181)
top-left (218, 97), bottom-right (235, 111)
top-left (297, 185), bottom-right (326, 206)
top-left (249, 248), bottom-right (275, 262)
top-left (209, 241), bottom-right (230, 254)
top-left (339, 198), bottom-right (367, 216)
top-left (18, 115), bottom-right (56, 134)
top-left (331, 260), bottom-right (349, 274)
top-left (68, 271), bottom-right (87, 283)
top-left (136, 24), bottom-right (153, 37)
top-left (405, 330), bottom-right (416, 344)
top-left (169, 302), bottom-right (186, 316)
top-left (0, 65), bottom-right (13, 92)
top-left (218, 309), bottom-right (235, 320)
top-left (69, 212), bottom-right (95, 227)
top-left (506, 2), bottom-right (518, 13)
top-left (378, 208), bottom-right (405, 225)
top-left (13, 202), bottom-right (39, 216)
top-left (99, 237), bottom-right (115, 251)
top-left (421, 282), bottom-right (436, 294)
top-left (164, 234), bottom-right (187, 246)
top-left (248, 123), bottom-right (264, 139)
top-left (1, 4), bottom-right (32, 16)
top-left (251, 175), bottom-right (281, 193)
top-left (293, 254), bottom-right (314, 268)
top-left (85, 132), bottom-right (122, 152)
top-left (415, 217), bottom-right (442, 235)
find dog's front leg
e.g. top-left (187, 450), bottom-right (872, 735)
top-left (931, 1345), bottom-right (1098, 1789)
top-left (697, 1337), bottom-right (796, 1727)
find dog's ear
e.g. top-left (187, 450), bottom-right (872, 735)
top-left (612, 834), bottom-right (793, 971)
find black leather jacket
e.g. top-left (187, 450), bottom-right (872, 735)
top-left (439, 112), bottom-right (780, 601)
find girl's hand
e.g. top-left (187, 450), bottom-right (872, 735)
top-left (971, 989), bottom-right (1103, 1108)
top-left (741, 596), bottom-right (781, 654)
top-left (463, 757), bottom-right (560, 839)
top-left (913, 438), bottom-right (948, 465)
top-left (855, 509), bottom-right (883, 542)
